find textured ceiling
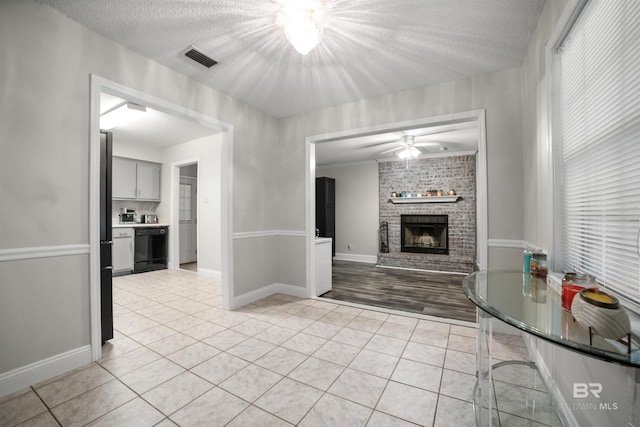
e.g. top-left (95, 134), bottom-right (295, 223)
top-left (100, 93), bottom-right (217, 147)
top-left (37, 0), bottom-right (545, 118)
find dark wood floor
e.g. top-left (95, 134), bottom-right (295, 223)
top-left (320, 260), bottom-right (477, 323)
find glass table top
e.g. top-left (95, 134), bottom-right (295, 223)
top-left (463, 270), bottom-right (640, 368)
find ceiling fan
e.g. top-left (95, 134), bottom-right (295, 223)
top-left (379, 135), bottom-right (440, 159)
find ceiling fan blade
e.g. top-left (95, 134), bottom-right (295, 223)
top-left (380, 146), bottom-right (404, 155)
top-left (413, 142), bottom-right (440, 148)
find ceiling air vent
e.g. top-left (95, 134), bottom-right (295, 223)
top-left (182, 46), bottom-right (218, 68)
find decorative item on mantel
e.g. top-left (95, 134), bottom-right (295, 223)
top-left (571, 288), bottom-right (632, 353)
top-left (388, 191), bottom-right (461, 204)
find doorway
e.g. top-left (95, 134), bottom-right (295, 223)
top-left (305, 110), bottom-right (488, 300)
top-left (89, 75), bottom-right (234, 361)
top-left (179, 163), bottom-right (198, 272)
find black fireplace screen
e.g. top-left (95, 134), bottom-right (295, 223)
top-left (401, 215), bottom-right (449, 254)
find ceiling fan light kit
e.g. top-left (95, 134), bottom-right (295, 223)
top-left (397, 146), bottom-right (421, 159)
top-left (393, 134), bottom-right (422, 167)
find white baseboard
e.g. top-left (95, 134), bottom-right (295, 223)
top-left (198, 268), bottom-right (221, 280)
top-left (334, 253), bottom-right (378, 264)
top-left (376, 264), bottom-right (468, 275)
top-left (233, 283), bottom-right (308, 309)
top-left (0, 345), bottom-right (92, 398)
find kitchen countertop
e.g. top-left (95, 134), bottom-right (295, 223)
top-left (113, 223), bottom-right (169, 228)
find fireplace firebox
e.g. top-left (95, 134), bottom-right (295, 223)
top-left (401, 215), bottom-right (449, 254)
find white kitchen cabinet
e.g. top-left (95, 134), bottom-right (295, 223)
top-left (136, 161), bottom-right (161, 200)
top-left (112, 227), bottom-right (134, 274)
top-left (112, 157), bottom-right (137, 199)
top-left (112, 156), bottom-right (161, 201)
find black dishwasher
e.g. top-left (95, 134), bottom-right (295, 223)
top-left (134, 227), bottom-right (168, 273)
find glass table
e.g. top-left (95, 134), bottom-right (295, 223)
top-left (463, 270), bottom-right (640, 426)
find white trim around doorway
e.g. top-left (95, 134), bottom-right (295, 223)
top-left (89, 75), bottom-right (234, 362)
top-left (305, 110), bottom-right (489, 298)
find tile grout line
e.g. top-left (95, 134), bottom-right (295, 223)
top-left (11, 271), bottom-right (480, 427)
top-left (29, 386), bottom-right (62, 427)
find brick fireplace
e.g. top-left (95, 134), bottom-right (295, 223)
top-left (378, 155), bottom-right (476, 273)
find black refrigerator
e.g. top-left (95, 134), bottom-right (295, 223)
top-left (99, 131), bottom-right (114, 343)
top-left (316, 177), bottom-right (335, 256)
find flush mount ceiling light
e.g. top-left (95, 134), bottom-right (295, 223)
top-left (282, 2), bottom-right (324, 55)
top-left (100, 102), bottom-right (146, 130)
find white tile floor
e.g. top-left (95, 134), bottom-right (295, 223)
top-left (0, 269), bottom-right (543, 426)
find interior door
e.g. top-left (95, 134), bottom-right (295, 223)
top-left (179, 175), bottom-right (197, 264)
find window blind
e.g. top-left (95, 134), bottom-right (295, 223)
top-left (556, 0), bottom-right (640, 303)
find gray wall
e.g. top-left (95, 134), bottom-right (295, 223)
top-left (277, 67), bottom-right (525, 288)
top-left (521, 1), bottom-right (638, 426)
top-left (0, 256), bottom-right (90, 374)
top-left (522, 0), bottom-right (568, 255)
top-left (0, 0), bottom-right (279, 379)
top-left (6, 2), bottom-right (622, 416)
top-left (316, 162), bottom-right (379, 261)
